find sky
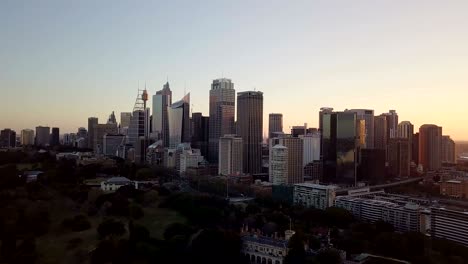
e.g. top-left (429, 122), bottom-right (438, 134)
top-left (1, 0), bottom-right (468, 140)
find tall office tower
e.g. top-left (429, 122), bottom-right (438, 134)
top-left (383, 110), bottom-right (398, 139)
top-left (388, 138), bottom-right (411, 178)
top-left (358, 149), bottom-right (386, 185)
top-left (50, 127), bottom-right (60, 146)
top-left (419, 124), bottom-right (442, 171)
top-left (322, 111), bottom-right (359, 186)
top-left (346, 109), bottom-right (374, 149)
top-left (103, 134), bottom-right (126, 156)
top-left (107, 111), bottom-right (117, 124)
top-left (412, 133), bottom-right (419, 164)
top-left (168, 94), bottom-right (191, 148)
top-left (301, 132), bottom-right (321, 167)
top-left (152, 82), bottom-right (172, 146)
top-left (269, 136), bottom-right (304, 184)
top-left (88, 117), bottom-right (98, 149)
top-left (268, 113), bottom-right (283, 139)
top-left (21, 129), bottom-right (34, 146)
top-left (191, 112), bottom-right (209, 158)
top-left (397, 121), bottom-right (414, 162)
top-left (270, 144), bottom-right (288, 185)
top-left (441, 135), bottom-right (456, 164)
top-left (319, 107), bottom-right (334, 159)
top-left (374, 115), bottom-right (388, 150)
top-left (35, 126), bottom-right (50, 146)
top-left (208, 78), bottom-right (235, 164)
top-left (291, 125), bottom-right (307, 138)
top-left (93, 123), bottom-right (118, 154)
top-left (0, 129), bottom-right (16, 148)
top-left (218, 135), bottom-right (243, 175)
top-left (237, 91), bottom-right (263, 174)
top-left (120, 112), bottom-right (132, 128)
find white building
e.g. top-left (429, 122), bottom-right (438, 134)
top-left (431, 207), bottom-right (468, 246)
top-left (300, 133), bottom-right (320, 167)
top-left (271, 144), bottom-right (288, 185)
top-left (335, 196), bottom-right (421, 233)
top-left (100, 176), bottom-right (137, 192)
top-left (218, 135), bottom-right (243, 175)
top-left (293, 183), bottom-right (337, 210)
top-left (178, 148), bottom-right (204, 174)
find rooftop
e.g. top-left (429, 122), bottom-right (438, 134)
top-left (294, 183), bottom-right (337, 190)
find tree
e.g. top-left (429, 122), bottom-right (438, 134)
top-left (136, 168), bottom-right (153, 180)
top-left (163, 223), bottom-right (194, 240)
top-left (285, 232), bottom-right (306, 264)
top-left (97, 219), bottom-right (126, 239)
top-left (62, 215), bottom-right (91, 232)
top-left (316, 248), bottom-right (342, 264)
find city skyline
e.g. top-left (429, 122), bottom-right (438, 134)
top-left (2, 1), bottom-right (468, 140)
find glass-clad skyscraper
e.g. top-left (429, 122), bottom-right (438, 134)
top-left (322, 111), bottom-right (359, 186)
top-left (168, 93), bottom-right (190, 148)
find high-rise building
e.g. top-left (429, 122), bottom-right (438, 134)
top-left (431, 207), bottom-right (468, 246)
top-left (319, 107), bottom-right (334, 160)
top-left (208, 78), bottom-right (235, 164)
top-left (268, 113), bottom-right (283, 139)
top-left (270, 144), bottom-right (288, 185)
top-left (388, 138), bottom-right (411, 178)
top-left (218, 135), bottom-right (243, 176)
top-left (167, 93), bottom-right (191, 148)
top-left (397, 121), bottom-right (414, 161)
top-left (441, 135), bottom-right (456, 164)
top-left (358, 149), bottom-right (385, 185)
top-left (0, 129), bottom-right (16, 148)
top-left (291, 125), bottom-right (307, 138)
top-left (120, 112), bottom-right (132, 128)
top-left (237, 91), bottom-right (263, 174)
top-left (413, 132), bottom-right (419, 165)
top-left (94, 123), bottom-right (119, 154)
top-left (88, 117), bottom-right (98, 149)
top-left (321, 111), bottom-right (359, 186)
top-left (51, 127), bottom-right (60, 146)
top-left (383, 110), bottom-right (398, 139)
top-left (300, 132), bottom-right (321, 167)
top-left (293, 183), bottom-right (337, 210)
top-left (107, 111), bottom-right (117, 124)
top-left (419, 124), bottom-right (442, 171)
top-left (103, 134), bottom-right (126, 156)
top-left (346, 109), bottom-right (374, 149)
top-left (152, 82), bottom-right (172, 146)
top-left (35, 126), bottom-right (50, 146)
top-left (191, 112), bottom-right (209, 158)
top-left (270, 136), bottom-right (304, 184)
top-left (374, 115), bottom-right (388, 150)
top-left (20, 129), bottom-right (34, 146)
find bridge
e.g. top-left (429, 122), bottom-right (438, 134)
top-left (337, 177), bottom-right (424, 195)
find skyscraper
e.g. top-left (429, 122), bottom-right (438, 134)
top-left (218, 135), bottom-right (243, 176)
top-left (88, 117), bottom-right (98, 149)
top-left (388, 138), bottom-right (411, 178)
top-left (237, 91), bottom-right (263, 174)
top-left (397, 121), bottom-right (414, 162)
top-left (268, 113), bottom-right (283, 139)
top-left (346, 109), bottom-right (374, 149)
top-left (269, 136), bottom-right (304, 184)
top-left (419, 124), bottom-right (442, 171)
top-left (35, 126), bottom-right (50, 146)
top-left (51, 127), bottom-right (60, 146)
top-left (107, 111), bottom-right (117, 124)
top-left (152, 82), bottom-right (172, 146)
top-left (322, 111), bottom-right (359, 186)
top-left (0, 129), bottom-right (16, 148)
top-left (441, 135), bottom-right (456, 164)
top-left (21, 129), bottom-right (34, 146)
top-left (120, 112), bottom-right (132, 128)
top-left (168, 93), bottom-right (191, 148)
top-left (383, 110), bottom-right (398, 139)
top-left (94, 123), bottom-right (118, 154)
top-left (270, 144), bottom-right (288, 185)
top-left (374, 115), bottom-right (388, 150)
top-left (208, 78), bottom-right (235, 164)
top-left (191, 112), bottom-right (209, 158)
top-left (301, 132), bottom-right (321, 167)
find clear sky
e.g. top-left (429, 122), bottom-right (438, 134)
top-left (1, 0), bottom-right (468, 140)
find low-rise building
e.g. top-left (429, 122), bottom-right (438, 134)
top-left (440, 179), bottom-right (468, 198)
top-left (293, 183), bottom-right (337, 210)
top-left (241, 227), bottom-right (291, 264)
top-left (335, 196), bottom-right (421, 233)
top-left (100, 176), bottom-right (137, 192)
top-left (431, 207), bottom-right (468, 246)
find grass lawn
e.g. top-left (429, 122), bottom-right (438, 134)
top-left (136, 203), bottom-right (187, 239)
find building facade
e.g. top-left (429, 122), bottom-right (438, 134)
top-left (21, 129), bottom-right (34, 146)
top-left (218, 135), bottom-right (243, 176)
top-left (293, 183), bottom-right (337, 210)
top-left (152, 82), bottom-right (172, 146)
top-left (208, 78), bottom-right (235, 164)
top-left (88, 117), bottom-right (98, 149)
top-left (168, 94), bottom-right (191, 148)
top-left (270, 136), bottom-right (304, 184)
top-left (270, 144), bottom-right (288, 185)
top-left (441, 135), bottom-right (456, 164)
top-left (120, 112), bottom-right (132, 128)
top-left (103, 134), bottom-right (126, 156)
top-left (388, 138), bottom-right (411, 178)
top-left (374, 115), bottom-right (388, 150)
top-left (431, 207), bottom-right (468, 246)
top-left (346, 109), bottom-right (375, 149)
top-left (268, 113), bottom-right (283, 139)
top-left (237, 91), bottom-right (263, 174)
top-left (35, 126), bottom-right (50, 146)
top-left (51, 127), bottom-right (60, 146)
top-left (0, 129), bottom-right (16, 148)
top-left (191, 112), bottom-right (209, 158)
top-left (301, 133), bottom-right (321, 167)
top-left (419, 124), bottom-right (442, 171)
top-left (93, 123), bottom-right (118, 154)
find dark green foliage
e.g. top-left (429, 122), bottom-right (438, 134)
top-left (316, 248), bottom-right (342, 264)
top-left (66, 237), bottom-right (83, 250)
top-left (97, 218), bottom-right (126, 239)
top-left (163, 223), bottom-right (194, 240)
top-left (129, 204), bottom-right (144, 219)
top-left (62, 215), bottom-right (92, 232)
